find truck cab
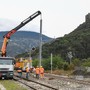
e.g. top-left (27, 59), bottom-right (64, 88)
top-left (0, 57), bottom-right (15, 79)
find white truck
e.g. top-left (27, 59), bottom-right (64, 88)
top-left (0, 57), bottom-right (15, 79)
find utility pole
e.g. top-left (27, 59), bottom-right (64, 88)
top-left (67, 51), bottom-right (73, 64)
top-left (39, 14), bottom-right (42, 67)
top-left (51, 53), bottom-right (52, 74)
top-left (29, 44), bottom-right (32, 68)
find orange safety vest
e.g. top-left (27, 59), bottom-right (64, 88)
top-left (35, 68), bottom-right (40, 74)
top-left (15, 62), bottom-right (20, 68)
top-left (26, 68), bottom-right (29, 72)
top-left (40, 67), bottom-right (44, 74)
top-left (17, 68), bottom-right (22, 72)
top-left (17, 70), bottom-right (22, 72)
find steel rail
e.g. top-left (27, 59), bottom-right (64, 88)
top-left (14, 75), bottom-right (58, 90)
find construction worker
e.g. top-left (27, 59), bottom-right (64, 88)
top-left (35, 66), bottom-right (40, 79)
top-left (17, 66), bottom-right (22, 78)
top-left (26, 67), bottom-right (30, 79)
top-left (39, 66), bottom-right (44, 78)
top-left (32, 67), bottom-right (36, 77)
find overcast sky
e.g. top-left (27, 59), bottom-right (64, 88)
top-left (0, 0), bottom-right (89, 38)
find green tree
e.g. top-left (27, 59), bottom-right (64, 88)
top-left (42, 58), bottom-right (51, 70)
top-left (42, 55), bottom-right (65, 70)
top-left (82, 58), bottom-right (90, 67)
top-left (32, 59), bottom-right (39, 67)
top-left (72, 58), bottom-right (81, 66)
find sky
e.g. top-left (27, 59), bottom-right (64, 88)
top-left (0, 0), bottom-right (89, 38)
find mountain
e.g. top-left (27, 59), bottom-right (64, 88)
top-left (41, 13), bottom-right (90, 60)
top-left (0, 31), bottom-right (52, 57)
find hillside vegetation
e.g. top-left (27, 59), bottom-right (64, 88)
top-left (42, 13), bottom-right (90, 60)
top-left (0, 31), bottom-right (52, 56)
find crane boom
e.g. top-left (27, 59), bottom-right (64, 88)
top-left (1, 11), bottom-right (41, 57)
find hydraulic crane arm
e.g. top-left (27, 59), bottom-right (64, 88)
top-left (1, 11), bottom-right (41, 57)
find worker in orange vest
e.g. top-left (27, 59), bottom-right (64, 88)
top-left (35, 66), bottom-right (40, 79)
top-left (39, 66), bottom-right (44, 78)
top-left (26, 67), bottom-right (30, 79)
top-left (17, 66), bottom-right (22, 78)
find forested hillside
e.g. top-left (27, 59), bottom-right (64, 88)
top-left (41, 13), bottom-right (90, 60)
top-left (0, 31), bottom-right (52, 56)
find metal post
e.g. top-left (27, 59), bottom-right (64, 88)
top-left (29, 44), bottom-right (32, 68)
top-left (39, 14), bottom-right (42, 67)
top-left (67, 51), bottom-right (73, 64)
top-left (51, 53), bottom-right (52, 74)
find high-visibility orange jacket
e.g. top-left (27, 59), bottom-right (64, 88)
top-left (26, 68), bottom-right (29, 72)
top-left (15, 62), bottom-right (20, 68)
top-left (39, 67), bottom-right (44, 74)
top-left (35, 67), bottom-right (40, 74)
top-left (17, 67), bottom-right (22, 72)
top-left (17, 70), bottom-right (22, 72)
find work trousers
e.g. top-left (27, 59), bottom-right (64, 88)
top-left (18, 72), bottom-right (22, 78)
top-left (36, 74), bottom-right (39, 79)
top-left (26, 72), bottom-right (29, 79)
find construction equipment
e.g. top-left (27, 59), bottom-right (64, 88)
top-left (0, 11), bottom-right (41, 79)
top-left (1, 11), bottom-right (41, 57)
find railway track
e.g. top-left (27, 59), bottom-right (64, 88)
top-left (13, 74), bottom-right (58, 90)
top-left (14, 72), bottom-right (90, 90)
top-left (45, 73), bottom-right (90, 86)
